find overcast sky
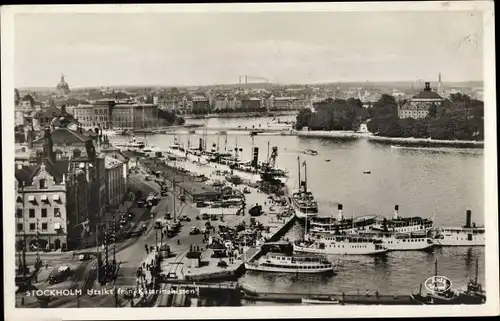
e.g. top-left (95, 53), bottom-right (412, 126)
top-left (14, 11), bottom-right (483, 88)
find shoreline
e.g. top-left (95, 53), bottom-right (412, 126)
top-left (367, 135), bottom-right (484, 149)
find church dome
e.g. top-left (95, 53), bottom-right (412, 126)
top-left (56, 74), bottom-right (70, 94)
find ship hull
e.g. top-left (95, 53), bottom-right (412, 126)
top-left (293, 243), bottom-right (387, 256)
top-left (244, 263), bottom-right (334, 274)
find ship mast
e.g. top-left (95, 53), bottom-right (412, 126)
top-left (304, 160), bottom-right (308, 194)
top-left (434, 258), bottom-right (438, 292)
top-left (475, 257), bottom-right (479, 284)
top-left (297, 156), bottom-right (301, 194)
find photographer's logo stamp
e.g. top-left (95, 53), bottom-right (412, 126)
top-left (424, 276), bottom-right (452, 294)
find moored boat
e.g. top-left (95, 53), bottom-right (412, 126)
top-left (370, 205), bottom-right (434, 234)
top-left (355, 230), bottom-right (436, 251)
top-left (309, 205), bottom-right (377, 234)
top-left (433, 210), bottom-right (484, 246)
top-left (244, 251), bottom-right (335, 274)
top-left (293, 233), bottom-right (388, 255)
top-left (291, 157), bottom-right (319, 219)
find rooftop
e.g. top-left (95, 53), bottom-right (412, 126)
top-left (15, 160), bottom-right (69, 185)
top-left (104, 156), bottom-right (123, 169)
top-left (33, 127), bottom-right (92, 145)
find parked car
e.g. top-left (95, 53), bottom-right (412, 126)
top-left (201, 213), bottom-right (210, 220)
top-left (179, 215), bottom-right (191, 222)
top-left (189, 227), bottom-right (200, 235)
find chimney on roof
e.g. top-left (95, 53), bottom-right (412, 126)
top-left (424, 82), bottom-right (431, 91)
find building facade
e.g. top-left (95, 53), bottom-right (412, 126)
top-left (15, 161), bottom-right (69, 252)
top-left (73, 99), bottom-right (115, 129)
top-left (268, 96), bottom-right (305, 110)
top-left (398, 82), bottom-right (444, 119)
top-left (241, 98), bottom-right (262, 110)
top-left (191, 96), bottom-right (210, 113)
top-left (104, 156), bottom-right (127, 208)
top-left (111, 103), bottom-right (159, 129)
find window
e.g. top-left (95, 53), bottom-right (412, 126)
top-left (16, 208), bottom-right (22, 218)
top-left (39, 179), bottom-right (47, 189)
top-left (41, 208), bottom-right (47, 218)
top-left (54, 208), bottom-right (61, 217)
top-left (17, 223), bottom-right (23, 232)
top-left (29, 223), bottom-right (36, 231)
top-left (29, 209), bottom-right (35, 218)
top-left (42, 223), bottom-right (48, 231)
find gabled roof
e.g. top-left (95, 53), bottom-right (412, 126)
top-left (15, 165), bottom-right (39, 185)
top-left (15, 160), bottom-right (69, 185)
top-left (33, 128), bottom-right (92, 145)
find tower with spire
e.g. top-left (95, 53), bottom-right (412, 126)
top-left (437, 72), bottom-right (444, 96)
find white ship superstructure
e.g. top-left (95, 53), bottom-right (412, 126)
top-left (355, 231), bottom-right (436, 251)
top-left (434, 210), bottom-right (485, 246)
top-left (245, 252), bottom-right (335, 274)
top-left (293, 233), bottom-right (387, 255)
top-left (370, 205), bottom-right (434, 234)
top-left (291, 157), bottom-right (319, 219)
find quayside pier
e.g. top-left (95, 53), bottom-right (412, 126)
top-left (240, 289), bottom-right (417, 305)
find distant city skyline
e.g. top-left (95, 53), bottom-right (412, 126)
top-left (14, 10), bottom-right (483, 88)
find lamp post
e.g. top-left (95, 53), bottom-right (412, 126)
top-left (21, 181), bottom-right (27, 278)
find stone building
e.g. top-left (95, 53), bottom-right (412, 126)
top-left (191, 96), bottom-right (210, 113)
top-left (241, 98), bottom-right (261, 110)
top-left (398, 82), bottom-right (444, 119)
top-left (110, 102), bottom-right (159, 129)
top-left (104, 156), bottom-right (127, 208)
top-left (73, 99), bottom-right (115, 129)
top-left (15, 160), bottom-right (69, 252)
top-left (32, 126), bottom-right (107, 238)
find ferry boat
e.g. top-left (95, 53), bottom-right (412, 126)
top-left (355, 231), bottom-right (435, 251)
top-left (244, 252), bottom-right (335, 274)
top-left (112, 137), bottom-right (145, 151)
top-left (370, 205), bottom-right (434, 234)
top-left (293, 233), bottom-right (388, 255)
top-left (309, 205), bottom-right (378, 234)
top-left (291, 158), bottom-right (319, 219)
top-left (433, 210), bottom-right (484, 246)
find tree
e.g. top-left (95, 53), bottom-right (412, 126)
top-left (295, 108), bottom-right (313, 130)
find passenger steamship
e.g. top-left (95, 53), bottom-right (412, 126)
top-left (291, 158), bottom-right (319, 219)
top-left (293, 233), bottom-right (388, 255)
top-left (433, 210), bottom-right (485, 246)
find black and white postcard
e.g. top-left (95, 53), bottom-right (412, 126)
top-left (2, 2), bottom-right (498, 320)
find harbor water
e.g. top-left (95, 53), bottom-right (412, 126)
top-left (116, 116), bottom-right (485, 296)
